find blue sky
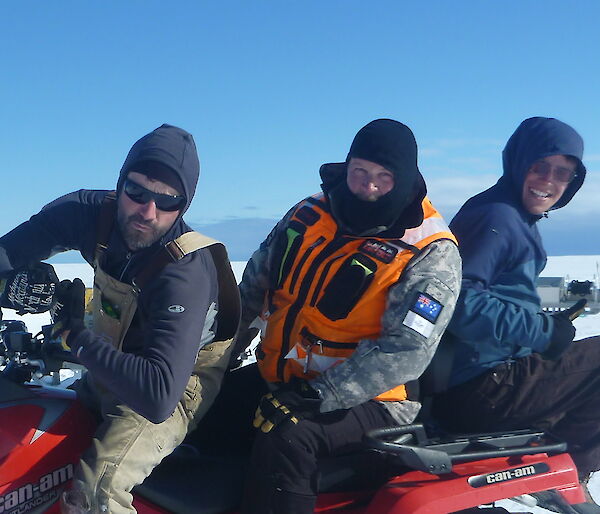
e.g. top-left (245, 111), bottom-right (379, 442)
top-left (1, 1), bottom-right (599, 259)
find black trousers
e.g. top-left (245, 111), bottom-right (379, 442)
top-left (241, 399), bottom-right (396, 514)
top-left (187, 363), bottom-right (267, 456)
top-left (433, 336), bottom-right (600, 476)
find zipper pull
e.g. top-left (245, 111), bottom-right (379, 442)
top-left (119, 252), bottom-right (133, 281)
top-left (303, 339), bottom-right (324, 373)
top-left (304, 346), bottom-right (312, 373)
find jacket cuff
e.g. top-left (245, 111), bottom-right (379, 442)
top-left (309, 377), bottom-right (343, 412)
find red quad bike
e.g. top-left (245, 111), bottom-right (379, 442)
top-left (0, 311), bottom-right (589, 514)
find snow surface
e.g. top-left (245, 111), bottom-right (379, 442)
top-left (8, 257), bottom-right (598, 343)
top-left (3, 256), bottom-right (600, 512)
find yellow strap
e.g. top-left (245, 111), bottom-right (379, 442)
top-left (169, 231), bottom-right (241, 342)
top-left (166, 231), bottom-right (221, 258)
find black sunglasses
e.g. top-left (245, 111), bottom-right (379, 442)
top-left (123, 178), bottom-right (186, 212)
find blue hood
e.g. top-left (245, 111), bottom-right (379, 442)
top-left (500, 116), bottom-right (586, 211)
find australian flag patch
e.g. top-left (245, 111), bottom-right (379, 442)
top-left (412, 292), bottom-right (443, 323)
top-left (403, 292), bottom-right (444, 338)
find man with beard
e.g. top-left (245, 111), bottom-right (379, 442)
top-left (0, 124), bottom-right (240, 513)
top-left (233, 119), bottom-right (462, 513)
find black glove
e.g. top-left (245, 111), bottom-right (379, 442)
top-left (542, 311), bottom-right (576, 361)
top-left (51, 278), bottom-right (86, 349)
top-left (0, 263), bottom-right (59, 314)
top-left (541, 300), bottom-right (586, 361)
top-left (253, 378), bottom-right (322, 433)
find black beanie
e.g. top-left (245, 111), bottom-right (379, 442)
top-left (323, 118), bottom-right (425, 236)
top-left (347, 118), bottom-right (420, 186)
top-left (126, 160), bottom-right (185, 198)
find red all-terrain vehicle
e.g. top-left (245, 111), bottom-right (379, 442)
top-left (0, 316), bottom-right (588, 514)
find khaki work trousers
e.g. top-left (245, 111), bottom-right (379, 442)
top-left (71, 340), bottom-right (232, 514)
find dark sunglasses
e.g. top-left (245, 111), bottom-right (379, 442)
top-left (530, 161), bottom-right (578, 184)
top-left (123, 178), bottom-right (186, 212)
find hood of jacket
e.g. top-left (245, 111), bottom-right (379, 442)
top-left (500, 117), bottom-right (586, 213)
top-left (117, 124), bottom-right (200, 217)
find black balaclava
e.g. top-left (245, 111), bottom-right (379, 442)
top-left (323, 119), bottom-right (425, 236)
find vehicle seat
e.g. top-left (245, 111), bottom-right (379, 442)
top-left (134, 445), bottom-right (393, 514)
top-left (416, 332), bottom-right (457, 425)
top-left (134, 362), bottom-right (394, 513)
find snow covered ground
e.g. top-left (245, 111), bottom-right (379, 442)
top-left (8, 256), bottom-right (598, 341)
top-left (3, 256), bottom-right (600, 512)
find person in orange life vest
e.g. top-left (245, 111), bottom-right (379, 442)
top-left (234, 119), bottom-right (462, 514)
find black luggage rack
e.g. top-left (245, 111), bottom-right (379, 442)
top-left (363, 423), bottom-right (567, 475)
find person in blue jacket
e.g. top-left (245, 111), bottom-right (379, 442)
top-left (433, 117), bottom-right (600, 512)
top-left (0, 124), bottom-right (239, 513)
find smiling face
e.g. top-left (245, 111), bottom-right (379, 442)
top-left (117, 171), bottom-right (182, 251)
top-left (521, 155), bottom-right (576, 215)
top-left (346, 157), bottom-right (395, 202)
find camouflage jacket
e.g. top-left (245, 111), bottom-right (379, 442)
top-left (237, 206), bottom-right (461, 424)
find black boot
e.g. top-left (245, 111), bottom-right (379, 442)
top-left (531, 484), bottom-right (600, 514)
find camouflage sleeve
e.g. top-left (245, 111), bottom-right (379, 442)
top-left (235, 205), bottom-right (299, 356)
top-left (310, 239), bottom-right (462, 412)
top-left (236, 243), bottom-right (272, 353)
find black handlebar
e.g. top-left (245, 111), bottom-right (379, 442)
top-left (1, 321), bottom-right (81, 382)
top-left (42, 341), bottom-right (80, 365)
top-left (39, 324), bottom-right (80, 364)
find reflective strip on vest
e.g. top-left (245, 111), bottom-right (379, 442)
top-left (401, 216), bottom-right (451, 246)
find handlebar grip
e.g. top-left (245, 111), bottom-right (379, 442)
top-left (43, 342), bottom-right (81, 364)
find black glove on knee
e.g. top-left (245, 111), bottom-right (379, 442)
top-left (253, 378), bottom-right (322, 433)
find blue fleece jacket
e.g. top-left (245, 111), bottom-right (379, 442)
top-left (448, 117), bottom-right (586, 386)
top-left (0, 124), bottom-right (220, 423)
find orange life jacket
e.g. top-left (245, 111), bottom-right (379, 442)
top-left (256, 193), bottom-right (456, 401)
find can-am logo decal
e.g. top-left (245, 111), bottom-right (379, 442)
top-left (168, 305), bottom-right (185, 313)
top-left (468, 462), bottom-right (549, 488)
top-left (0, 463), bottom-right (73, 513)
